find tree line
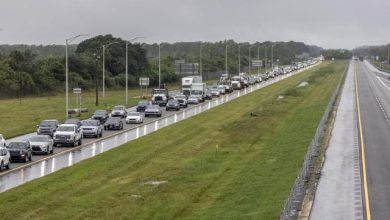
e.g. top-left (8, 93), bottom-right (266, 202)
top-left (0, 36), bottom-right (323, 98)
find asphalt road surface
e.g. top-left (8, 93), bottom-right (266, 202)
top-left (355, 60), bottom-right (390, 220)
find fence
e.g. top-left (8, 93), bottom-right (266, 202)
top-left (280, 66), bottom-right (348, 220)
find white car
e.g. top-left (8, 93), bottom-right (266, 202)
top-left (111, 105), bottom-right (127, 118)
top-left (0, 134), bottom-right (6, 147)
top-left (29, 135), bottom-right (54, 155)
top-left (126, 112), bottom-right (144, 124)
top-left (187, 95), bottom-right (200, 104)
top-left (0, 147), bottom-right (10, 171)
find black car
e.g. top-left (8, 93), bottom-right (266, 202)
top-left (104, 117), bottom-right (123, 130)
top-left (136, 100), bottom-right (150, 112)
top-left (64, 118), bottom-right (82, 129)
top-left (166, 99), bottom-right (180, 111)
top-left (7, 141), bottom-right (32, 162)
top-left (36, 119), bottom-right (59, 137)
top-left (91, 110), bottom-right (109, 123)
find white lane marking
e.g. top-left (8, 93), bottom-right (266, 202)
top-left (376, 76), bottom-right (390, 91)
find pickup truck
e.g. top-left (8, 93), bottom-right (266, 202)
top-left (152, 89), bottom-right (169, 106)
top-left (53, 124), bottom-right (83, 147)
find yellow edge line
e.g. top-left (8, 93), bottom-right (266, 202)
top-left (354, 62), bottom-right (372, 220)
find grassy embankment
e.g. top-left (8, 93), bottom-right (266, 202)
top-left (0, 61), bottom-right (345, 219)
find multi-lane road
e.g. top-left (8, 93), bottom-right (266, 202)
top-left (355, 60), bottom-right (390, 220)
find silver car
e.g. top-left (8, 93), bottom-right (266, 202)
top-left (81, 119), bottom-right (103, 138)
top-left (29, 135), bottom-right (54, 155)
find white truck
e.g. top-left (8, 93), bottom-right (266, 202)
top-left (231, 76), bottom-right (243, 90)
top-left (53, 124), bottom-right (82, 147)
top-left (181, 76), bottom-right (202, 96)
top-left (191, 83), bottom-right (207, 102)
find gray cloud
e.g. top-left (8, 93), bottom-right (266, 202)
top-left (0, 0), bottom-right (389, 49)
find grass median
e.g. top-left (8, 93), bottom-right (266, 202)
top-left (0, 61), bottom-right (345, 219)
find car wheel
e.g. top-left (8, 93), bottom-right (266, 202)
top-left (24, 155), bottom-right (29, 163)
top-left (72, 139), bottom-right (76, 147)
top-left (50, 147), bottom-right (54, 154)
top-left (46, 148), bottom-right (49, 155)
top-left (100, 132), bottom-right (103, 137)
top-left (0, 161), bottom-right (3, 172)
top-left (5, 162), bottom-right (10, 170)
top-left (79, 138), bottom-right (82, 146)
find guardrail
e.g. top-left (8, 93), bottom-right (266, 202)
top-left (0, 65), bottom-right (316, 193)
top-left (279, 64), bottom-right (348, 220)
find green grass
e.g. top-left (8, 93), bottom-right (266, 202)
top-left (0, 61), bottom-right (345, 219)
top-left (371, 60), bottom-right (390, 72)
top-left (0, 79), bottom-right (216, 139)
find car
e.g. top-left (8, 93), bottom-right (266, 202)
top-left (64, 118), bottom-right (82, 129)
top-left (217, 85), bottom-right (226, 95)
top-left (104, 117), bottom-right (124, 130)
top-left (136, 100), bottom-right (151, 112)
top-left (205, 90), bottom-right (213, 100)
top-left (28, 135), bottom-right (54, 155)
top-left (0, 134), bottom-right (6, 147)
top-left (0, 147), bottom-right (10, 171)
top-left (81, 119), bottom-right (103, 138)
top-left (187, 95), bottom-right (200, 104)
top-left (126, 112), bottom-right (144, 124)
top-left (111, 105), bottom-right (127, 118)
top-left (210, 88), bottom-right (220, 97)
top-left (91, 110), bottom-right (109, 123)
top-left (145, 105), bottom-right (162, 117)
top-left (53, 124), bottom-right (83, 147)
top-left (174, 95), bottom-right (188, 108)
top-left (166, 99), bottom-right (180, 111)
top-left (7, 141), bottom-right (32, 163)
top-left (36, 120), bottom-right (59, 137)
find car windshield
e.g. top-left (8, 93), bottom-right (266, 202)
top-left (56, 126), bottom-right (75, 131)
top-left (94, 110), bottom-right (106, 115)
top-left (106, 118), bottom-right (119, 123)
top-left (191, 91), bottom-right (202, 95)
top-left (146, 105), bottom-right (158, 109)
top-left (175, 96), bottom-right (186, 99)
top-left (29, 136), bottom-right (47, 142)
top-left (40, 121), bottom-right (56, 127)
top-left (113, 106), bottom-right (124, 110)
top-left (189, 96), bottom-right (198, 99)
top-left (211, 89), bottom-right (219, 92)
top-left (81, 120), bottom-right (99, 126)
top-left (8, 142), bottom-right (27, 149)
top-left (128, 112), bottom-right (140, 116)
top-left (168, 100), bottom-right (177, 103)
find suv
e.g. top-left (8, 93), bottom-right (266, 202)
top-left (111, 105), bottom-right (127, 118)
top-left (174, 95), bottom-right (188, 108)
top-left (53, 124), bottom-right (82, 147)
top-left (37, 120), bottom-right (59, 137)
top-left (0, 134), bottom-right (6, 147)
top-left (64, 118), bottom-right (82, 129)
top-left (81, 119), bottom-right (103, 138)
top-left (166, 99), bottom-right (180, 111)
top-left (0, 147), bottom-right (10, 171)
top-left (145, 105), bottom-right (162, 117)
top-left (136, 100), bottom-right (151, 112)
top-left (7, 141), bottom-right (32, 163)
top-left (29, 135), bottom-right (54, 155)
top-left (104, 117), bottom-right (123, 130)
top-left (91, 110), bottom-right (109, 123)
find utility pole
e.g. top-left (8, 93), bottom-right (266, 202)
top-left (125, 37), bottom-right (144, 105)
top-left (264, 46), bottom-right (267, 72)
top-left (257, 46), bottom-right (260, 73)
top-left (200, 42), bottom-right (202, 76)
top-left (238, 44), bottom-right (241, 73)
top-left (158, 43), bottom-right (161, 88)
top-left (388, 45), bottom-right (389, 66)
top-left (102, 41), bottom-right (119, 99)
top-left (249, 46), bottom-right (252, 74)
top-left (271, 45), bottom-right (274, 70)
top-left (225, 44), bottom-right (228, 76)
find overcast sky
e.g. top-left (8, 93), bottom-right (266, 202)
top-left (0, 0), bottom-right (388, 49)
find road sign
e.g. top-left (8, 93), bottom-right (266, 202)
top-left (252, 60), bottom-right (263, 67)
top-left (139, 77), bottom-right (150, 86)
top-left (73, 88), bottom-right (81, 94)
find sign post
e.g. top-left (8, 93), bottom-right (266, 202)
top-left (139, 77), bottom-right (150, 99)
top-left (73, 88), bottom-right (82, 117)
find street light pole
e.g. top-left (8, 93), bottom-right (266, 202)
top-left (264, 46), bottom-right (267, 72)
top-left (238, 44), bottom-right (241, 73)
top-left (225, 44), bottom-right (228, 75)
top-left (125, 37), bottom-right (144, 105)
top-left (249, 46), bottom-right (252, 74)
top-left (271, 45), bottom-right (274, 70)
top-left (257, 46), bottom-right (260, 73)
top-left (200, 42), bottom-right (202, 76)
top-left (102, 41), bottom-right (119, 99)
top-left (65, 34), bottom-right (88, 119)
top-left (158, 43), bottom-right (161, 88)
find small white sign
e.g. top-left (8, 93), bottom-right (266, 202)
top-left (73, 88), bottom-right (81, 94)
top-left (139, 77), bottom-right (150, 86)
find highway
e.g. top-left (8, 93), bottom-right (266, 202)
top-left (355, 60), bottom-right (390, 220)
top-left (0, 63), bottom-right (318, 193)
